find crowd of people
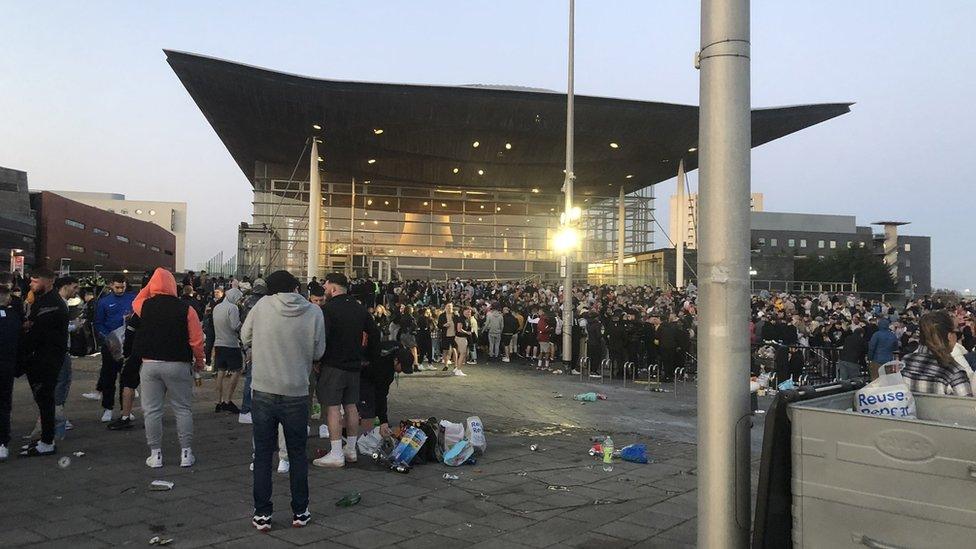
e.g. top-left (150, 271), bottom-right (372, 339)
top-left (1, 267), bottom-right (975, 531)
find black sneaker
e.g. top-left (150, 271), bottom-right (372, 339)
top-left (107, 417), bottom-right (134, 431)
top-left (292, 510), bottom-right (311, 528)
top-left (215, 402), bottom-right (226, 413)
top-left (223, 401), bottom-right (241, 414)
top-left (252, 514), bottom-right (272, 532)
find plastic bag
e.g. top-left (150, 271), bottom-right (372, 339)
top-left (465, 416), bottom-right (487, 454)
top-left (356, 427), bottom-right (384, 456)
top-left (573, 392), bottom-right (607, 402)
top-left (443, 440), bottom-right (475, 467)
top-left (854, 364), bottom-right (916, 418)
top-left (104, 324), bottom-right (127, 361)
top-left (439, 420), bottom-right (465, 456)
top-left (618, 443), bottom-right (649, 464)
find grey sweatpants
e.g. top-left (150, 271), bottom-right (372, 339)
top-left (141, 361), bottom-right (194, 450)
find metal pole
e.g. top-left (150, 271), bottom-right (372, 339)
top-left (675, 159), bottom-right (686, 289)
top-left (561, 0), bottom-right (575, 363)
top-left (350, 177), bottom-right (356, 277)
top-left (697, 0), bottom-right (752, 547)
top-left (617, 185), bottom-right (625, 286)
top-left (307, 138), bottom-right (322, 282)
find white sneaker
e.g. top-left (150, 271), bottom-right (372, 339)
top-left (312, 452), bottom-right (345, 468)
top-left (101, 409), bottom-right (113, 423)
top-left (453, 369), bottom-right (468, 377)
top-left (571, 369), bottom-right (582, 375)
top-left (180, 448), bottom-right (195, 468)
top-left (146, 450), bottom-right (163, 468)
top-left (249, 462), bottom-right (254, 471)
top-left (81, 391), bottom-right (101, 401)
top-left (238, 412), bottom-right (252, 424)
top-left (318, 425), bottom-right (330, 439)
top-left (502, 357), bottom-right (510, 363)
top-left (0, 444), bottom-right (8, 461)
top-left (277, 459), bottom-right (290, 474)
top-left (64, 420), bottom-right (74, 431)
top-left (466, 360), bottom-right (477, 365)
top-left (344, 446), bottom-right (358, 463)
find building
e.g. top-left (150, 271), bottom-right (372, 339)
top-left (1, 166), bottom-right (38, 271)
top-left (166, 50), bottom-right (850, 282)
top-left (748, 211), bottom-right (931, 294)
top-left (52, 191), bottom-right (187, 272)
top-left (669, 192), bottom-right (763, 250)
top-left (30, 191), bottom-right (176, 274)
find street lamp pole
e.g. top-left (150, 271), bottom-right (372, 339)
top-left (561, 0), bottom-right (575, 364)
top-left (697, 0), bottom-right (752, 546)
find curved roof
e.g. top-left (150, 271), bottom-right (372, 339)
top-left (165, 50), bottom-right (851, 197)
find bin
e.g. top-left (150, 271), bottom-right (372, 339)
top-left (789, 391), bottom-right (976, 548)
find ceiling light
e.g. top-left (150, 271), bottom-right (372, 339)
top-left (367, 159), bottom-right (376, 164)
top-left (531, 188), bottom-right (539, 193)
top-left (480, 204), bottom-right (485, 209)
top-left (373, 220), bottom-right (378, 225)
top-left (317, 156), bottom-right (324, 162)
top-left (373, 128), bottom-right (384, 135)
top-left (360, 221), bottom-right (365, 226)
top-left (478, 217), bottom-right (483, 221)
top-left (312, 124), bottom-right (322, 130)
top-left (423, 201), bottom-right (429, 206)
top-left (505, 143), bottom-right (512, 150)
top-left (367, 199), bottom-right (373, 205)
top-left (550, 208), bottom-right (555, 212)
top-left (384, 200), bottom-right (389, 205)
top-left (609, 142), bottom-right (619, 149)
top-left (477, 169), bottom-right (484, 175)
top-left (472, 141), bottom-right (480, 148)
top-left (452, 168), bottom-right (459, 174)
top-left (688, 147), bottom-right (697, 152)
top-left (496, 206), bottom-right (502, 211)
top-left (625, 174), bottom-right (634, 179)
top-left (440, 202), bottom-right (447, 207)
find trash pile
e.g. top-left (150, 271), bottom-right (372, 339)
top-left (366, 416), bottom-right (488, 473)
top-left (573, 392), bottom-right (608, 402)
top-left (588, 435), bottom-right (650, 468)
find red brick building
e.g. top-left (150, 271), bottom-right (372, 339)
top-left (30, 191), bottom-right (175, 273)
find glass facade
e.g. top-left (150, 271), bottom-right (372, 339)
top-left (238, 165), bottom-right (657, 282)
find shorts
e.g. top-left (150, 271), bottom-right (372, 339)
top-left (357, 377), bottom-right (377, 419)
top-left (120, 356), bottom-right (142, 390)
top-left (539, 341), bottom-right (553, 353)
top-left (400, 332), bottom-right (417, 349)
top-left (214, 346), bottom-right (243, 372)
top-left (318, 366), bottom-right (361, 406)
top-left (443, 336), bottom-right (457, 349)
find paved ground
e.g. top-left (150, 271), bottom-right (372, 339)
top-left (0, 355), bottom-right (770, 548)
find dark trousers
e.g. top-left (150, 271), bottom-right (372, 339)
top-left (0, 361), bottom-right (14, 446)
top-left (610, 347), bottom-right (626, 377)
top-left (204, 328), bottom-right (215, 365)
top-left (417, 332), bottom-right (433, 363)
top-left (660, 347), bottom-right (681, 381)
top-left (252, 390), bottom-right (309, 516)
top-left (97, 344), bottom-right (124, 411)
top-left (27, 359), bottom-right (60, 445)
top-left (587, 343), bottom-right (604, 374)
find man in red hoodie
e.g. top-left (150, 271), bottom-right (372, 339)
top-left (130, 268), bottom-right (205, 468)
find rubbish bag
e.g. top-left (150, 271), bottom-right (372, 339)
top-left (438, 420), bottom-right (465, 457)
top-left (443, 439), bottom-right (475, 467)
top-left (465, 416), bottom-right (487, 454)
top-left (573, 392), bottom-right (606, 402)
top-left (618, 443), bottom-right (649, 464)
top-left (854, 362), bottom-right (916, 418)
top-left (104, 325), bottom-right (127, 362)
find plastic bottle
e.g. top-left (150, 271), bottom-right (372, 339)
top-left (602, 436), bottom-right (614, 472)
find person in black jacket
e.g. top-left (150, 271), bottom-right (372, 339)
top-left (837, 328), bottom-right (867, 380)
top-left (356, 342), bottom-right (411, 448)
top-left (501, 306), bottom-right (518, 363)
top-left (0, 278), bottom-right (22, 460)
top-left (656, 314), bottom-right (688, 382)
top-left (21, 268), bottom-right (68, 457)
top-left (313, 273), bottom-right (380, 469)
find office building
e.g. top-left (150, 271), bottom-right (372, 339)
top-left (0, 166), bottom-right (37, 270)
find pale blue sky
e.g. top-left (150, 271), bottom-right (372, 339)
top-left (1, 1), bottom-right (972, 289)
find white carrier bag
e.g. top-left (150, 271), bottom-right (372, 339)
top-left (854, 361), bottom-right (916, 418)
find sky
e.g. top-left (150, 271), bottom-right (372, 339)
top-left (1, 1), bottom-right (973, 289)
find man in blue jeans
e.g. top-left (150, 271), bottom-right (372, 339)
top-left (241, 270), bottom-right (325, 532)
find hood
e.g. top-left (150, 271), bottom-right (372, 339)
top-left (224, 288), bottom-right (243, 305)
top-left (268, 292), bottom-right (314, 317)
top-left (133, 267), bottom-right (178, 316)
top-left (878, 318), bottom-right (891, 330)
top-left (251, 278), bottom-right (268, 296)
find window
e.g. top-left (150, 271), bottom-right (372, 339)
top-left (829, 240), bottom-right (837, 249)
top-left (800, 239), bottom-right (807, 248)
top-left (150, 245), bottom-right (161, 252)
top-left (770, 238), bottom-right (778, 247)
top-left (905, 275), bottom-right (911, 282)
top-left (904, 243), bottom-right (911, 252)
top-left (65, 219), bottom-right (85, 230)
top-left (904, 259), bottom-right (911, 267)
top-left (758, 238), bottom-right (766, 246)
top-left (788, 239), bottom-right (795, 247)
top-left (859, 241), bottom-right (866, 248)
top-left (116, 235), bottom-right (129, 243)
top-left (93, 227), bottom-right (109, 236)
top-left (134, 241), bottom-right (146, 248)
top-left (66, 243), bottom-right (85, 253)
top-left (846, 241), bottom-right (852, 248)
top-left (93, 250), bottom-right (109, 258)
top-left (818, 240), bottom-right (825, 249)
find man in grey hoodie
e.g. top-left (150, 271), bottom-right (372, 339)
top-left (212, 287), bottom-right (243, 413)
top-left (484, 304), bottom-right (504, 361)
top-left (241, 270), bottom-right (325, 532)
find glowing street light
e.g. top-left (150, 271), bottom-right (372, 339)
top-left (552, 227), bottom-right (580, 254)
